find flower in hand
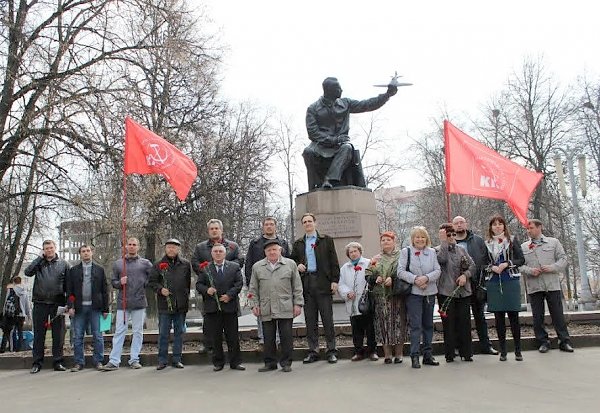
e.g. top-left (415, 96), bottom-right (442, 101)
top-left (159, 262), bottom-right (169, 271)
top-left (438, 309), bottom-right (448, 319)
top-left (199, 261), bottom-right (210, 270)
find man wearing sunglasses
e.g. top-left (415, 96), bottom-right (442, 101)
top-left (452, 216), bottom-right (498, 355)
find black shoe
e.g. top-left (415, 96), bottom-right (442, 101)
top-left (156, 363), bottom-right (167, 370)
top-left (53, 364), bottom-right (67, 372)
top-left (213, 365), bottom-right (224, 372)
top-left (30, 365), bottom-right (41, 374)
top-left (461, 356), bottom-right (473, 362)
top-left (172, 362), bottom-right (184, 369)
top-left (559, 343), bottom-right (574, 353)
top-left (422, 357), bottom-right (439, 366)
top-left (480, 347), bottom-right (499, 355)
top-left (515, 351), bottom-right (523, 361)
top-left (327, 354), bottom-right (338, 364)
top-left (303, 354), bottom-right (319, 364)
top-left (393, 357), bottom-right (403, 364)
top-left (538, 343), bottom-right (550, 353)
top-left (258, 364), bottom-right (277, 372)
top-left (499, 353), bottom-right (507, 362)
top-left (281, 365), bottom-right (292, 373)
top-left (384, 358), bottom-right (392, 364)
top-left (411, 355), bottom-right (421, 369)
top-left (230, 364), bottom-right (246, 371)
top-left (445, 357), bottom-right (454, 363)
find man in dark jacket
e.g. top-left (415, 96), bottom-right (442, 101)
top-left (24, 239), bottom-right (70, 374)
top-left (245, 216), bottom-right (290, 348)
top-left (149, 238), bottom-right (191, 370)
top-left (290, 213), bottom-right (340, 363)
top-left (196, 243), bottom-right (244, 371)
top-left (102, 237), bottom-right (152, 371)
top-left (191, 218), bottom-right (242, 354)
top-left (66, 245), bottom-right (109, 372)
top-left (453, 216), bottom-right (498, 355)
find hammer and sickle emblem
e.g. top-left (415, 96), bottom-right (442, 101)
top-left (146, 143), bottom-right (168, 166)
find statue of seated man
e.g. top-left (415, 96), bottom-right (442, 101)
top-left (303, 77), bottom-right (397, 190)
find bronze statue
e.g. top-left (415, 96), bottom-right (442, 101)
top-left (303, 76), bottom-right (398, 190)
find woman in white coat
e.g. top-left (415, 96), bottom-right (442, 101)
top-left (338, 242), bottom-right (378, 361)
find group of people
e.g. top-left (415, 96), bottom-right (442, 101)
top-left (338, 215), bottom-right (574, 369)
top-left (8, 212), bottom-right (574, 374)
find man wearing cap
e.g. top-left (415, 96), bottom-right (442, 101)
top-left (102, 237), bottom-right (152, 371)
top-left (245, 217), bottom-right (290, 350)
top-left (191, 218), bottom-right (242, 354)
top-left (290, 212), bottom-right (340, 364)
top-left (149, 239), bottom-right (192, 370)
top-left (196, 243), bottom-right (245, 371)
top-left (249, 239), bottom-right (303, 372)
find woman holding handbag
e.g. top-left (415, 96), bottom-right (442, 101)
top-left (398, 226), bottom-right (441, 369)
top-left (365, 231), bottom-right (407, 365)
top-left (338, 242), bottom-right (378, 361)
top-left (484, 215), bottom-right (525, 361)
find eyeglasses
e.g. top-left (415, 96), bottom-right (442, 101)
top-left (446, 232), bottom-right (457, 237)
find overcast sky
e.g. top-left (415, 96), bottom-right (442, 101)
top-left (199, 0), bottom-right (599, 192)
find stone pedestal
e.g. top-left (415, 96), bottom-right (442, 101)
top-left (295, 186), bottom-right (380, 261)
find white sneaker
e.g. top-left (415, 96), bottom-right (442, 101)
top-left (130, 361), bottom-right (142, 369)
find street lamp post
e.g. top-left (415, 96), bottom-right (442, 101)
top-left (554, 148), bottom-right (595, 309)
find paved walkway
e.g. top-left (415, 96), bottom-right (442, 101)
top-left (2, 347), bottom-right (598, 412)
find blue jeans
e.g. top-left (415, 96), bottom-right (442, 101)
top-left (406, 294), bottom-right (435, 357)
top-left (73, 305), bottom-right (104, 365)
top-left (109, 309), bottom-right (145, 366)
top-left (158, 313), bottom-right (186, 364)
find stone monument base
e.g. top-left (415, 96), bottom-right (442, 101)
top-left (295, 186), bottom-right (380, 261)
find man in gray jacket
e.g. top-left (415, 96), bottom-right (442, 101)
top-left (102, 237), bottom-right (152, 371)
top-left (520, 219), bottom-right (573, 353)
top-left (24, 239), bottom-right (70, 373)
top-left (249, 239), bottom-right (303, 372)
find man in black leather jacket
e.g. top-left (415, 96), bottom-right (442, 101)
top-left (24, 239), bottom-right (71, 373)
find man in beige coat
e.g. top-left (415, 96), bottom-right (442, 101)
top-left (249, 239), bottom-right (304, 372)
top-left (520, 219), bottom-right (573, 353)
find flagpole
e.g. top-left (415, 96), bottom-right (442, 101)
top-left (443, 120), bottom-right (452, 222)
top-left (121, 120), bottom-right (129, 325)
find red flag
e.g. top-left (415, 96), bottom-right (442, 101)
top-left (124, 117), bottom-right (197, 201)
top-left (444, 120), bottom-right (543, 225)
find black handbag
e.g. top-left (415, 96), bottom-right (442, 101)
top-left (358, 285), bottom-right (373, 314)
top-left (391, 247), bottom-right (414, 296)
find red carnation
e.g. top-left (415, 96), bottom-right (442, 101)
top-left (415, 251), bottom-right (421, 256)
top-left (354, 265), bottom-right (362, 271)
top-left (529, 243), bottom-right (535, 250)
top-left (158, 262), bottom-right (169, 271)
top-left (311, 243), bottom-right (316, 249)
top-left (199, 261), bottom-right (210, 270)
top-left (438, 310), bottom-right (447, 319)
top-left (44, 321), bottom-right (51, 329)
top-left (68, 294), bottom-right (75, 303)
top-left (498, 238), bottom-right (503, 243)
top-left (247, 293), bottom-right (254, 299)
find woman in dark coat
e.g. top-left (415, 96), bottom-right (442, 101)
top-left (484, 215), bottom-right (525, 361)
